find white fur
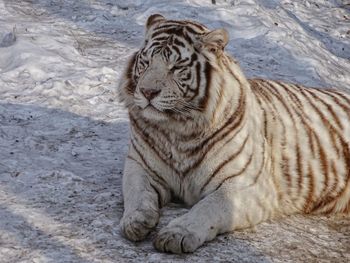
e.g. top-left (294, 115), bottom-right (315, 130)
top-left (119, 18), bottom-right (350, 254)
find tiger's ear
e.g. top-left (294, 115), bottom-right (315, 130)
top-left (200, 29), bottom-right (229, 55)
top-left (146, 14), bottom-right (166, 31)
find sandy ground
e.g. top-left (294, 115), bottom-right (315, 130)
top-left (0, 0), bottom-right (349, 262)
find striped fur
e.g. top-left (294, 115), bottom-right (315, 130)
top-left (119, 14), bottom-right (350, 253)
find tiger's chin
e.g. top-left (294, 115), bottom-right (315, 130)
top-left (141, 105), bottom-right (169, 122)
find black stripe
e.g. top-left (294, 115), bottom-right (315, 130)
top-left (125, 52), bottom-right (138, 94)
top-left (171, 45), bottom-right (181, 57)
top-left (283, 84), bottom-right (317, 158)
top-left (197, 61), bottom-right (211, 110)
top-left (173, 37), bottom-right (186, 48)
top-left (129, 140), bottom-right (168, 188)
top-left (221, 57), bottom-right (242, 85)
top-left (215, 153), bottom-right (254, 191)
top-left (200, 135), bottom-right (249, 192)
top-left (306, 89), bottom-right (343, 130)
top-left (304, 165), bottom-right (315, 212)
top-left (317, 89), bottom-right (350, 119)
top-left (251, 80), bottom-right (287, 148)
top-left (195, 62), bottom-right (201, 91)
top-left (298, 89), bottom-right (332, 198)
top-left (210, 78), bottom-right (226, 120)
top-left (130, 116), bottom-right (172, 168)
top-left (261, 80), bottom-right (296, 125)
top-left (296, 143), bottom-right (304, 196)
top-left (188, 53), bottom-right (198, 67)
top-left (185, 22), bottom-right (207, 32)
top-left (181, 95), bottom-right (246, 175)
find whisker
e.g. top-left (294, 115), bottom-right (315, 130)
top-left (176, 100), bottom-right (203, 111)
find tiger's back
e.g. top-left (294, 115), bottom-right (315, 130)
top-left (250, 78), bottom-right (350, 214)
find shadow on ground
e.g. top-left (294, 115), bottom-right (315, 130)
top-left (0, 102), bottom-right (273, 262)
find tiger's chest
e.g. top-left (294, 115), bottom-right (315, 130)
top-left (141, 138), bottom-right (206, 199)
top-left (130, 122), bottom-right (262, 205)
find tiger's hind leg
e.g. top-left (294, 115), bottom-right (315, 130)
top-left (120, 155), bottom-right (170, 241)
top-left (154, 183), bottom-right (277, 253)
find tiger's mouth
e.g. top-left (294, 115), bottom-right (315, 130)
top-left (141, 104), bottom-right (170, 121)
top-left (136, 99), bottom-right (164, 112)
top-left (144, 104), bottom-right (162, 112)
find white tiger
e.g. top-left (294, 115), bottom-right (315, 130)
top-left (118, 14), bottom-right (350, 253)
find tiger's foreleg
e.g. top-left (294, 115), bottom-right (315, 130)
top-left (154, 182), bottom-right (276, 253)
top-left (120, 155), bottom-right (170, 241)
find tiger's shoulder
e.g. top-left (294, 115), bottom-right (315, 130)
top-left (249, 78), bottom-right (350, 97)
top-left (248, 77), bottom-right (350, 143)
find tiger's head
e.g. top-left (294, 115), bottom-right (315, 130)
top-left (119, 14), bottom-right (235, 123)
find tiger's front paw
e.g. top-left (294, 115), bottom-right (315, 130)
top-left (120, 208), bottom-right (159, 241)
top-left (153, 225), bottom-right (203, 253)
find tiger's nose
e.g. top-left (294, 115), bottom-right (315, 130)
top-left (140, 88), bottom-right (161, 100)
